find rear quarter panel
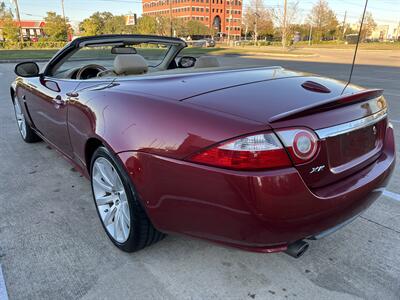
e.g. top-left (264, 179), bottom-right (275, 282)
top-left (68, 82), bottom-right (269, 171)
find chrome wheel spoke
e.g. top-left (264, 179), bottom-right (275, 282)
top-left (97, 163), bottom-right (115, 188)
top-left (114, 209), bottom-right (120, 239)
top-left (92, 157), bottom-right (132, 243)
top-left (96, 193), bottom-right (119, 206)
top-left (119, 210), bottom-right (129, 239)
top-left (121, 202), bottom-right (130, 224)
top-left (93, 173), bottom-right (113, 193)
top-left (13, 100), bottom-right (27, 138)
top-left (103, 205), bottom-right (117, 226)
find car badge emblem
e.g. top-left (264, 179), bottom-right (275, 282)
top-left (310, 165), bottom-right (325, 174)
top-left (372, 125), bottom-right (377, 135)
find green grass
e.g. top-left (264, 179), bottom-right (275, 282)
top-left (0, 49), bottom-right (59, 60)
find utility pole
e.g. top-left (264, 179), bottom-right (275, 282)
top-left (342, 10), bottom-right (347, 40)
top-left (61, 0), bottom-right (66, 21)
top-left (61, 0), bottom-right (69, 41)
top-left (308, 24), bottom-right (312, 46)
top-left (282, 0), bottom-right (287, 48)
top-left (169, 0), bottom-right (173, 36)
top-left (12, 0), bottom-right (24, 45)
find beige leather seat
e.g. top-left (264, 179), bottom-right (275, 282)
top-left (194, 56), bottom-right (220, 69)
top-left (113, 54), bottom-right (148, 75)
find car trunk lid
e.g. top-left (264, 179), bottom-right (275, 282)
top-left (185, 78), bottom-right (387, 188)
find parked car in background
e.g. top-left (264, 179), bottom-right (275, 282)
top-left (204, 38), bottom-right (216, 47)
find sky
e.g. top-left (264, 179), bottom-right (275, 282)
top-left (4, 0), bottom-right (400, 26)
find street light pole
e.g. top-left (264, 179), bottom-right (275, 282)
top-left (12, 0), bottom-right (24, 45)
top-left (169, 0), bottom-right (173, 36)
top-left (227, 0), bottom-right (232, 43)
top-left (282, 0), bottom-right (287, 48)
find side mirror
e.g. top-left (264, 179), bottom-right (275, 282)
top-left (178, 56), bottom-right (197, 68)
top-left (15, 62), bottom-right (40, 77)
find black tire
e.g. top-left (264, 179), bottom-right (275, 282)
top-left (12, 97), bottom-right (41, 143)
top-left (90, 146), bottom-right (165, 252)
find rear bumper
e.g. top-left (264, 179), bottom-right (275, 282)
top-left (118, 125), bottom-right (395, 252)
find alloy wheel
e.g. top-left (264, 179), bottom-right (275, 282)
top-left (13, 99), bottom-right (27, 139)
top-left (92, 157), bottom-right (131, 243)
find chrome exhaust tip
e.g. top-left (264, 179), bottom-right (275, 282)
top-left (285, 240), bottom-right (309, 258)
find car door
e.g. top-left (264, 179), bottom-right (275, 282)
top-left (22, 77), bottom-right (79, 158)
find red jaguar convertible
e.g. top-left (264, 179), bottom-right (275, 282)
top-left (11, 35), bottom-right (395, 258)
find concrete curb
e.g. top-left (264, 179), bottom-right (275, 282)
top-left (242, 52), bottom-right (317, 58)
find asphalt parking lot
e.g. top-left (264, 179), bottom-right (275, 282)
top-left (0, 54), bottom-right (399, 300)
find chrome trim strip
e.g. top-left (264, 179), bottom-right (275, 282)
top-left (316, 108), bottom-right (387, 139)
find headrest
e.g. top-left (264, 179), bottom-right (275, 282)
top-left (194, 56), bottom-right (220, 68)
top-left (114, 54), bottom-right (148, 75)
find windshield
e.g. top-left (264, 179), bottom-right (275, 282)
top-left (53, 43), bottom-right (171, 77)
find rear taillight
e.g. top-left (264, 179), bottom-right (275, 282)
top-left (187, 132), bottom-right (292, 170)
top-left (275, 128), bottom-right (319, 164)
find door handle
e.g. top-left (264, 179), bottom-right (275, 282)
top-left (53, 95), bottom-right (66, 106)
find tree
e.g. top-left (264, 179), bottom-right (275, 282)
top-left (80, 12), bottom-right (133, 35)
top-left (135, 16), bottom-right (157, 35)
top-left (0, 1), bottom-right (19, 42)
top-left (186, 20), bottom-right (209, 36)
top-left (272, 0), bottom-right (300, 47)
top-left (307, 0), bottom-right (339, 42)
top-left (43, 12), bottom-right (69, 41)
top-left (359, 12), bottom-right (376, 41)
top-left (0, 1), bottom-right (10, 19)
top-left (104, 15), bottom-right (129, 34)
top-left (243, 0), bottom-right (274, 41)
top-left (2, 15), bottom-right (19, 42)
top-left (80, 12), bottom-right (113, 36)
top-left (172, 18), bottom-right (188, 37)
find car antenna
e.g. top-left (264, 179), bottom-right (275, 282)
top-left (342, 0), bottom-right (369, 94)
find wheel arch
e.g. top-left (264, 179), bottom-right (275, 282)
top-left (84, 137), bottom-right (104, 174)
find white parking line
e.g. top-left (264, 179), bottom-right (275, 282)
top-left (390, 119), bottom-right (400, 124)
top-left (0, 265), bottom-right (9, 300)
top-left (383, 190), bottom-right (400, 202)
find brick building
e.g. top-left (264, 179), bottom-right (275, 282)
top-left (142, 0), bottom-right (243, 38)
